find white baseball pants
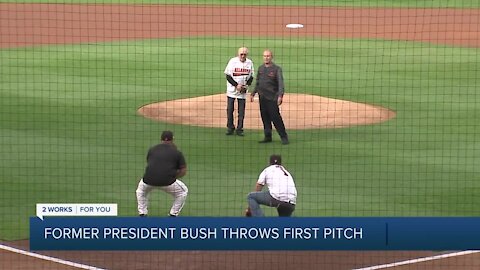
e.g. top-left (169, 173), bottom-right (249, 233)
top-left (136, 178), bottom-right (188, 216)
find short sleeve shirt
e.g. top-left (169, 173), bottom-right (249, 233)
top-left (142, 144), bottom-right (186, 186)
top-left (257, 165), bottom-right (297, 204)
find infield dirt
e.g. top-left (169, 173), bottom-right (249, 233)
top-left (138, 93), bottom-right (396, 129)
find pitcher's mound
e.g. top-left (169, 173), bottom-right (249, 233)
top-left (138, 93), bottom-right (395, 129)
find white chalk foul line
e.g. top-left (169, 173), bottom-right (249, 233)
top-left (354, 250), bottom-right (480, 270)
top-left (0, 243), bottom-right (105, 270)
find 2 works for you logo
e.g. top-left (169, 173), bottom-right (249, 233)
top-left (36, 204), bottom-right (117, 220)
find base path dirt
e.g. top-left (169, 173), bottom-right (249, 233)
top-left (138, 93), bottom-right (396, 129)
top-left (1, 4), bottom-right (479, 48)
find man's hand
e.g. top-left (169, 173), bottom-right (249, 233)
top-left (245, 207), bottom-right (252, 217)
top-left (278, 96), bottom-right (283, 105)
top-left (239, 86), bottom-right (248, 94)
top-left (236, 84), bottom-right (247, 93)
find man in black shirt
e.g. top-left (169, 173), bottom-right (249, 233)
top-left (136, 131), bottom-right (188, 217)
top-left (250, 49), bottom-right (289, 145)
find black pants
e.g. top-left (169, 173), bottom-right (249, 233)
top-left (227, 97), bottom-right (246, 131)
top-left (276, 200), bottom-right (296, 217)
top-left (259, 96), bottom-right (287, 139)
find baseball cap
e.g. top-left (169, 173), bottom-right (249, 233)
top-left (161, 130), bottom-right (174, 141)
top-left (269, 154), bottom-right (282, 165)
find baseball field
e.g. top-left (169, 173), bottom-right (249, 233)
top-left (1, 0), bottom-right (480, 269)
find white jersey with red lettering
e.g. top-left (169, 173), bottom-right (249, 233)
top-left (224, 56), bottom-right (254, 99)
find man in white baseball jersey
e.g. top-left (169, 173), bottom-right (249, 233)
top-left (224, 47), bottom-right (254, 136)
top-left (246, 154), bottom-right (297, 217)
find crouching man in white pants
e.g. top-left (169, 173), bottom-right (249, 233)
top-left (136, 130), bottom-right (188, 217)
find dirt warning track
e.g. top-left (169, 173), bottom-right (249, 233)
top-left (1, 4), bottom-right (479, 48)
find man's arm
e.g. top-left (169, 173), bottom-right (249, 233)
top-left (176, 166), bottom-right (187, 178)
top-left (246, 76), bottom-right (253, 86)
top-left (276, 66), bottom-right (285, 105)
top-left (255, 183), bottom-right (264, 191)
top-left (226, 75), bottom-right (238, 87)
top-left (250, 71), bottom-right (259, 102)
top-left (276, 66), bottom-right (285, 96)
top-left (146, 149), bottom-right (152, 162)
top-left (176, 152), bottom-right (187, 178)
top-left (250, 88), bottom-right (257, 102)
top-left (227, 74), bottom-right (247, 92)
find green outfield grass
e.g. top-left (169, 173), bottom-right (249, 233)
top-left (1, 0), bottom-right (479, 8)
top-left (1, 36), bottom-right (479, 240)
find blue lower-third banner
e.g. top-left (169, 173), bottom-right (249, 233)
top-left (30, 217), bottom-right (480, 250)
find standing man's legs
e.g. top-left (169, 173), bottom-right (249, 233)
top-left (226, 97), bottom-right (236, 135)
top-left (136, 179), bottom-right (155, 216)
top-left (247, 191), bottom-right (276, 217)
top-left (265, 100), bottom-right (288, 143)
top-left (160, 180), bottom-right (189, 216)
top-left (259, 97), bottom-right (272, 141)
top-left (236, 98), bottom-right (246, 135)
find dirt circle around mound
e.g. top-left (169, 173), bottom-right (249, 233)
top-left (138, 93), bottom-right (396, 129)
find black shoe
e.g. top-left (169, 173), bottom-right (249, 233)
top-left (139, 214), bottom-right (147, 217)
top-left (259, 137), bottom-right (272, 143)
top-left (169, 214), bottom-right (176, 217)
top-left (281, 137), bottom-right (289, 145)
top-left (236, 130), bottom-right (244, 136)
top-left (225, 129), bottom-right (234, 135)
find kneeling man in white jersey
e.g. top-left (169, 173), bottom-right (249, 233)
top-left (247, 154), bottom-right (297, 217)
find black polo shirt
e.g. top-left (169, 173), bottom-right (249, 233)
top-left (142, 143), bottom-right (186, 186)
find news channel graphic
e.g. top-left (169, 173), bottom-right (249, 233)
top-left (30, 217), bottom-right (480, 251)
top-left (36, 203), bottom-right (118, 219)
